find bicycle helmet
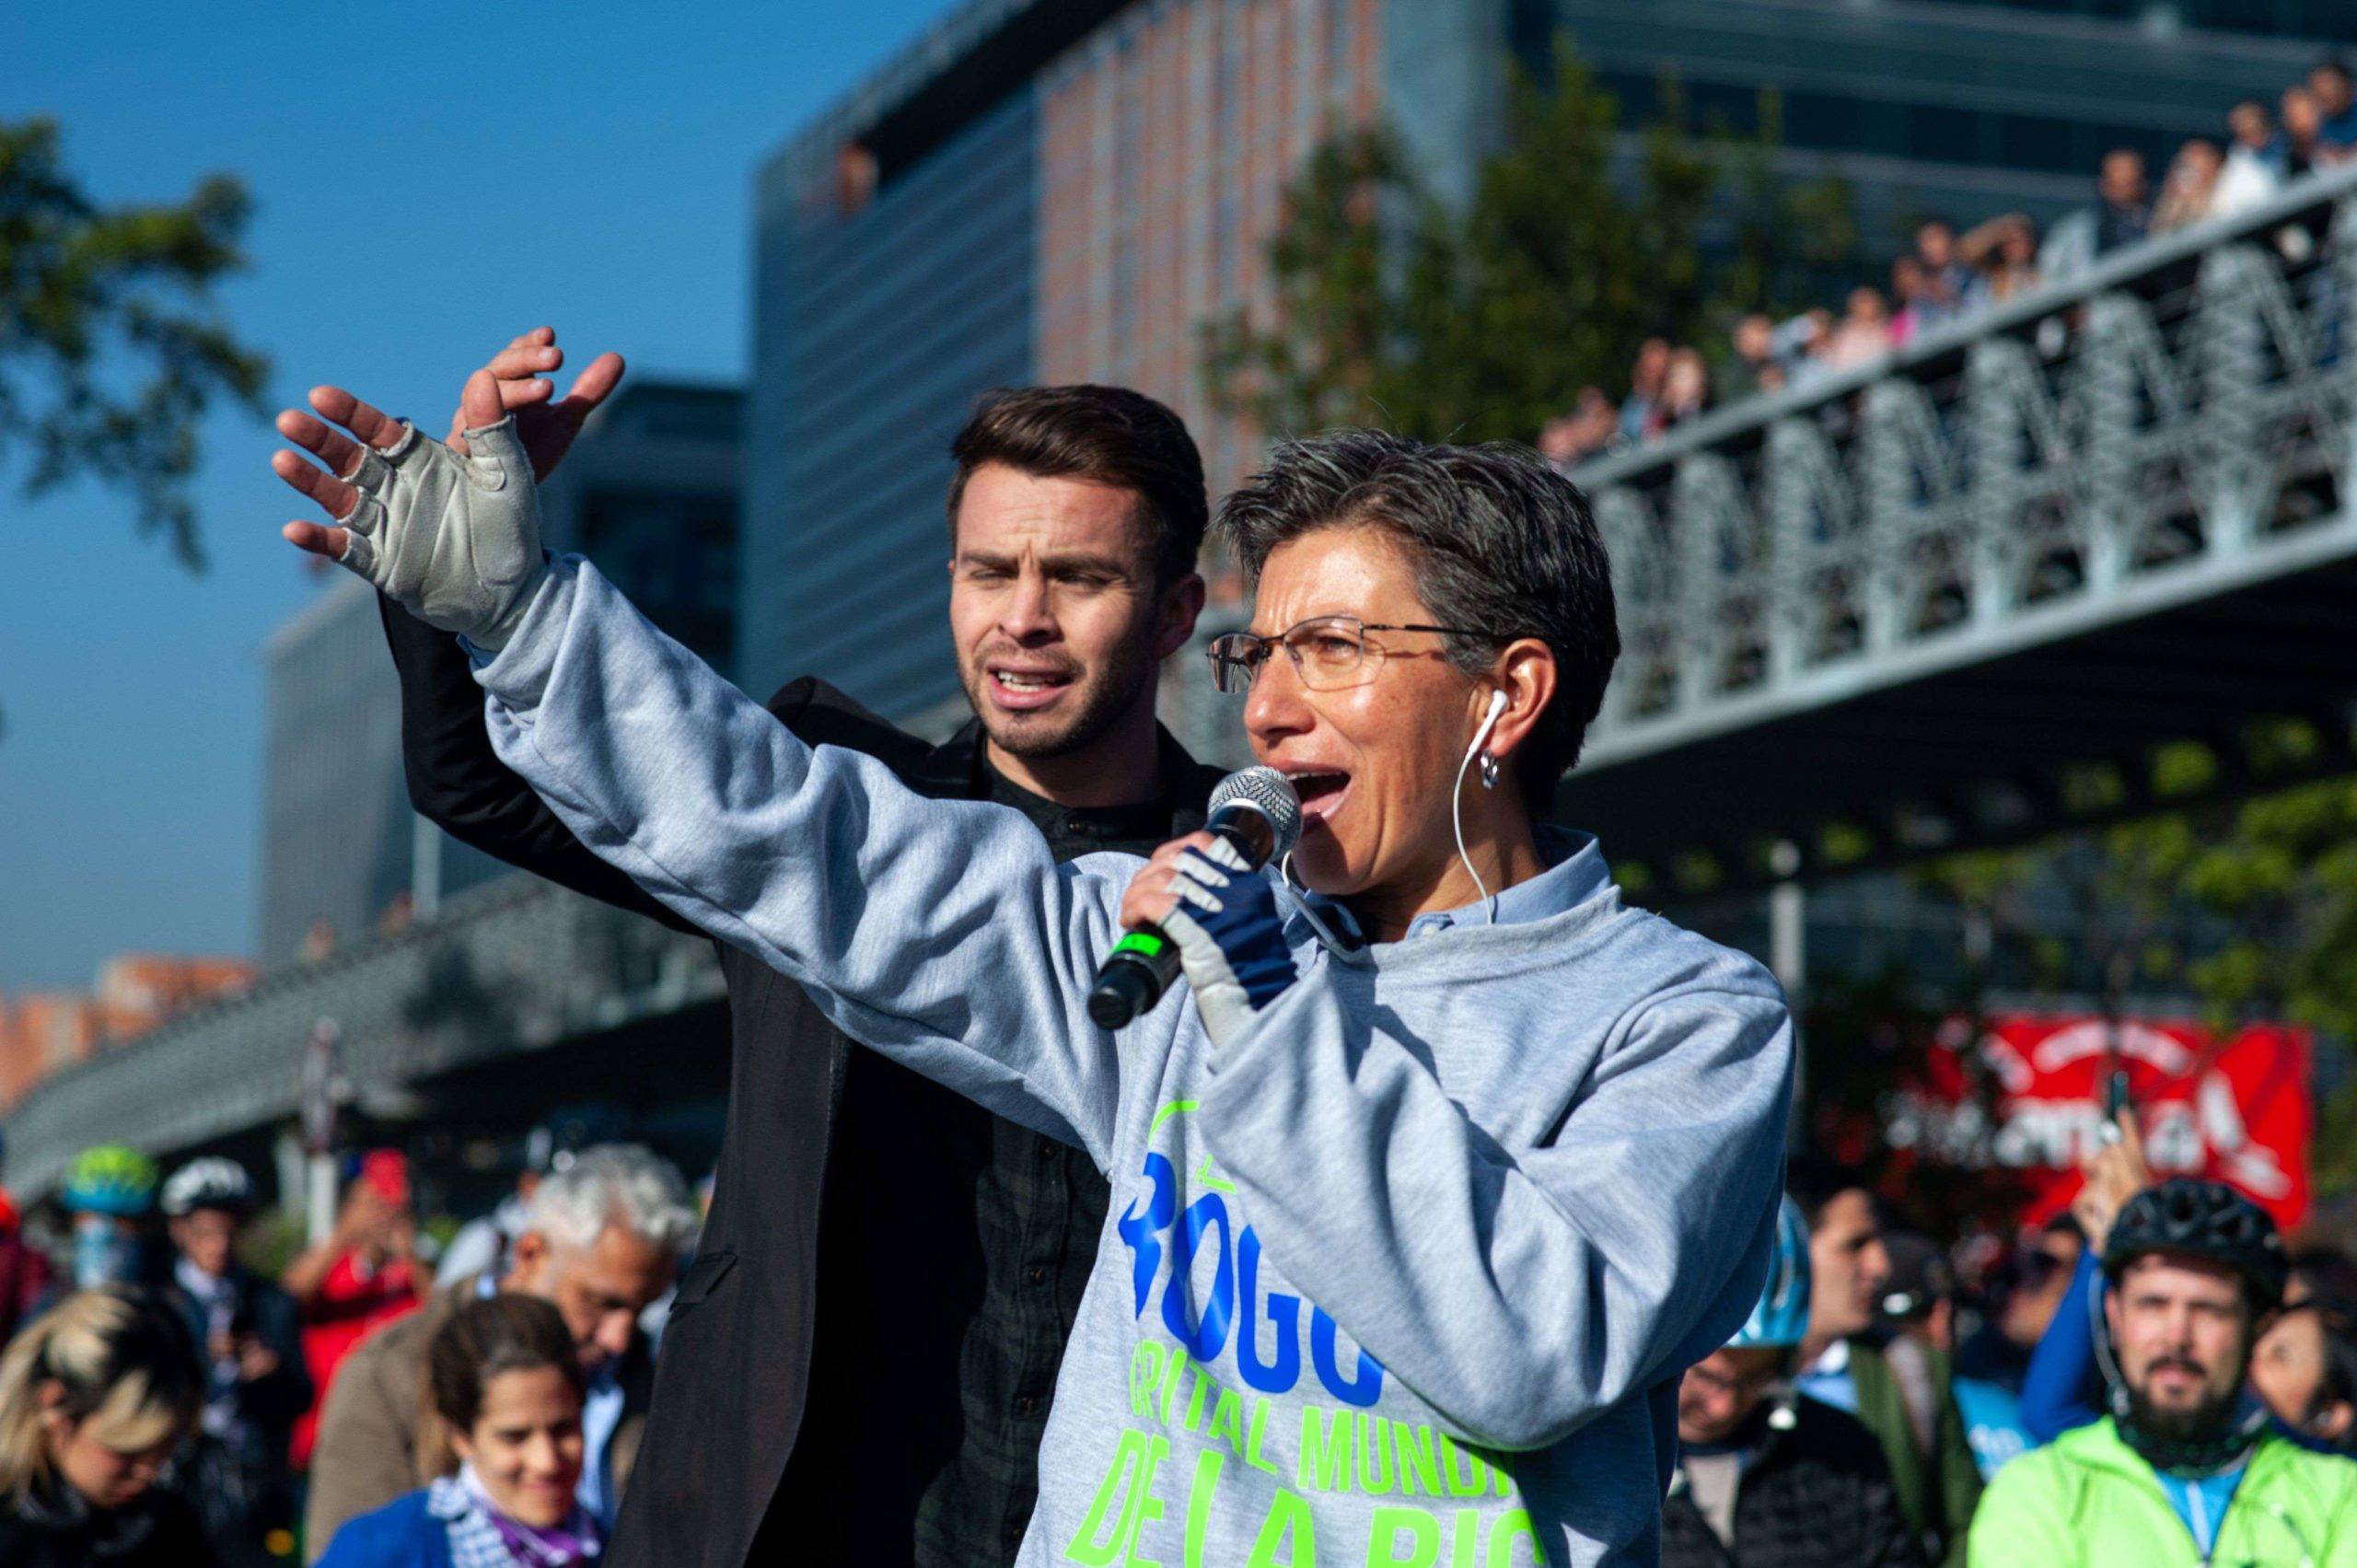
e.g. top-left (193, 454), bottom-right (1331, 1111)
top-left (161, 1156), bottom-right (255, 1218)
top-left (64, 1144), bottom-right (160, 1219)
top-left (2102, 1178), bottom-right (2286, 1312)
top-left (1727, 1196), bottom-right (1814, 1350)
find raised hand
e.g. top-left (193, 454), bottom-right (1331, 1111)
top-left (272, 370), bottom-right (549, 647)
top-left (2071, 1109), bottom-right (2153, 1255)
top-left (272, 325), bottom-right (623, 548)
top-left (442, 325), bottom-right (626, 480)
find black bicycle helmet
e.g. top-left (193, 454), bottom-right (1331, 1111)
top-left (2102, 1178), bottom-right (2287, 1311)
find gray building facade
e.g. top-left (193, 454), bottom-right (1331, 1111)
top-left (745, 91), bottom-right (1038, 722)
top-left (258, 575), bottom-right (420, 967)
top-left (539, 379), bottom-right (743, 676)
top-left (740, 0), bottom-right (1502, 714)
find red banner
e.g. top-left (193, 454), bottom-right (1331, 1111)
top-left (1881, 1014), bottom-right (2312, 1231)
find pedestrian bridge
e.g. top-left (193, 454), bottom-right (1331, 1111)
top-left (1, 877), bottom-right (724, 1201)
top-left (1557, 162), bottom-right (2357, 893)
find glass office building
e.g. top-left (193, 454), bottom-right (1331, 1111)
top-left (742, 0), bottom-right (1497, 714)
top-left (745, 92), bottom-right (1039, 723)
top-left (1559, 0), bottom-right (2340, 236)
top-left (743, 0), bottom-right (2350, 719)
top-left (538, 380), bottom-right (743, 675)
top-left (258, 575), bottom-right (422, 967)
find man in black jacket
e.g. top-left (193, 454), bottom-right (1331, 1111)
top-left (1662, 1394), bottom-right (1922, 1568)
top-left (273, 331), bottom-right (1221, 1567)
top-left (157, 1157), bottom-right (311, 1567)
top-left (1664, 1195), bottom-right (1920, 1568)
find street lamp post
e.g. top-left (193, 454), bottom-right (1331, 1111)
top-left (299, 1019), bottom-right (343, 1243)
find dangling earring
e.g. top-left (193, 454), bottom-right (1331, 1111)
top-left (1478, 751), bottom-right (1501, 790)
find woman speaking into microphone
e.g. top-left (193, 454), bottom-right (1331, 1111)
top-left (287, 407), bottom-right (1793, 1566)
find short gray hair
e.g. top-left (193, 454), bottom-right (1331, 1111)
top-left (526, 1143), bottom-right (698, 1256)
top-left (1216, 430), bottom-right (1620, 798)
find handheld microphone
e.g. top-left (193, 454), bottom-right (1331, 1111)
top-left (1087, 766), bottom-right (1302, 1029)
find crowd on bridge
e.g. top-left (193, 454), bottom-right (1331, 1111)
top-left (0, 1116), bottom-right (2351, 1563)
top-left (1538, 52), bottom-right (2357, 471)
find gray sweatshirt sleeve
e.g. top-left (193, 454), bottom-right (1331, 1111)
top-left (467, 556), bottom-right (1137, 1164)
top-left (1196, 969), bottom-right (1792, 1451)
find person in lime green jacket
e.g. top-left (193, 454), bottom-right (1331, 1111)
top-left (1969, 1179), bottom-right (2357, 1566)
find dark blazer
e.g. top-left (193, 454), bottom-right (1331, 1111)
top-left (377, 598), bottom-right (1220, 1568)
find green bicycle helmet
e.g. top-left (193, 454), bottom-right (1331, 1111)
top-left (64, 1144), bottom-right (160, 1219)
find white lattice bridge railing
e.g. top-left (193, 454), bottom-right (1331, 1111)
top-left (1574, 164), bottom-right (2357, 775)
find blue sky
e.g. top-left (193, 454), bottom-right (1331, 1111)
top-left (1, 3), bottom-right (959, 992)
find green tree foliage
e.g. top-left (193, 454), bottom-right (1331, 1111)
top-left (1201, 42), bottom-right (1855, 444)
top-left (1926, 771), bottom-right (2357, 1040)
top-left (1, 116), bottom-right (269, 571)
top-left (2144, 769), bottom-right (2357, 1198)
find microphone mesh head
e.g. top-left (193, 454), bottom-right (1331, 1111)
top-left (1209, 766), bottom-right (1302, 861)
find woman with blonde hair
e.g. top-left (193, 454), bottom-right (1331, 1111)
top-left (0, 1285), bottom-right (215, 1566)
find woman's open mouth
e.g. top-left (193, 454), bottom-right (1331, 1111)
top-left (1283, 769), bottom-right (1352, 824)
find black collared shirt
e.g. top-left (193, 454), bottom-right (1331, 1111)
top-left (776, 720), bottom-right (1221, 1568)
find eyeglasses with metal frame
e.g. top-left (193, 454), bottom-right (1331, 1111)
top-left (1206, 615), bottom-right (1506, 695)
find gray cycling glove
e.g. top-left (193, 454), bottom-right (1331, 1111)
top-left (331, 415), bottom-right (547, 649)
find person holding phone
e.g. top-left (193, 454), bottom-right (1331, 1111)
top-left (281, 1152), bottom-right (421, 1470)
top-left (159, 1158), bottom-right (310, 1567)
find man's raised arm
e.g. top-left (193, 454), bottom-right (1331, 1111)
top-left (278, 331), bottom-right (698, 923)
top-left (273, 377), bottom-right (1137, 1164)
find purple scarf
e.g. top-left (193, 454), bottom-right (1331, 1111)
top-left (458, 1465), bottom-right (602, 1566)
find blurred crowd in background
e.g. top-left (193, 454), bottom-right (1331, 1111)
top-left (0, 1118), bottom-right (2343, 1565)
top-left (1538, 54), bottom-right (2357, 471)
top-left (0, 1136), bottom-right (698, 1565)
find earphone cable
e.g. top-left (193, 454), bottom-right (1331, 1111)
top-left (1452, 737), bottom-right (1497, 925)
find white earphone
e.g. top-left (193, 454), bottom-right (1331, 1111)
top-left (1452, 689), bottom-right (1511, 925)
top-left (1469, 688), bottom-right (1509, 758)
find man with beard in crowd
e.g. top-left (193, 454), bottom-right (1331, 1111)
top-left (269, 334), bottom-right (1222, 1567)
top-left (1970, 1179), bottom-right (2357, 1564)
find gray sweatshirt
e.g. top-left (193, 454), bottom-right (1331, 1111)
top-left (472, 558), bottom-right (1794, 1565)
